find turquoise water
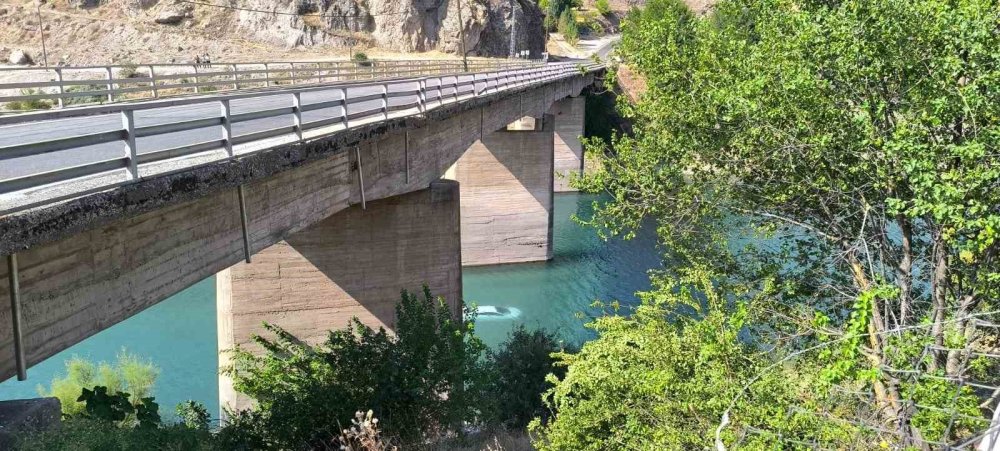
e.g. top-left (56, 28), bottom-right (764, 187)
top-left (0, 278), bottom-right (219, 419)
top-left (467, 193), bottom-right (662, 347)
top-left (0, 192), bottom-right (660, 419)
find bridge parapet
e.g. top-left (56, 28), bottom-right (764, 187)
top-left (0, 62), bottom-right (600, 218)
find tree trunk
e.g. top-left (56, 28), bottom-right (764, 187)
top-left (896, 215), bottom-right (913, 327)
top-left (930, 232), bottom-right (948, 371)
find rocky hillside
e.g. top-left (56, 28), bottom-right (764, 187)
top-left (0, 0), bottom-right (548, 66)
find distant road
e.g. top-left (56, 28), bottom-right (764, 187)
top-left (574, 34), bottom-right (620, 59)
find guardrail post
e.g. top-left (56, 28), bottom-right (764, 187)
top-left (148, 65), bottom-right (158, 98)
top-left (105, 66), bottom-right (114, 103)
top-left (221, 99), bottom-right (234, 157)
top-left (7, 253), bottom-right (26, 381)
top-left (231, 64), bottom-right (239, 90)
top-left (292, 92), bottom-right (303, 141)
top-left (381, 83), bottom-right (388, 120)
top-left (193, 65), bottom-right (200, 93)
top-left (121, 110), bottom-right (138, 179)
top-left (290, 62), bottom-right (296, 85)
top-left (341, 88), bottom-right (350, 129)
top-left (54, 67), bottom-right (64, 109)
top-left (417, 79), bottom-right (426, 114)
top-left (263, 63), bottom-right (271, 87)
top-left (318, 62), bottom-right (325, 84)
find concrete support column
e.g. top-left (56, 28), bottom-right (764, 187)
top-left (449, 115), bottom-right (555, 266)
top-left (549, 97), bottom-right (586, 192)
top-left (217, 180), bottom-right (462, 414)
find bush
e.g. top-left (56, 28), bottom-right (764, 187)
top-left (581, 13), bottom-right (604, 35)
top-left (18, 387), bottom-right (214, 450)
top-left (595, 0), bottom-right (610, 15)
top-left (530, 273), bottom-right (850, 449)
top-left (16, 417), bottom-right (215, 451)
top-left (558, 9), bottom-right (580, 44)
top-left (77, 386), bottom-right (161, 429)
top-left (37, 350), bottom-right (158, 416)
top-left (545, 0), bottom-right (580, 31)
top-left (64, 84), bottom-right (107, 106)
top-left (353, 51), bottom-right (373, 67)
top-left (176, 401), bottom-right (211, 431)
top-left (225, 286), bottom-right (486, 447)
top-left (481, 326), bottom-right (570, 429)
top-left (116, 63), bottom-right (142, 79)
top-left (5, 89), bottom-right (52, 111)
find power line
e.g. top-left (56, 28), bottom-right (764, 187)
top-left (175, 0), bottom-right (417, 19)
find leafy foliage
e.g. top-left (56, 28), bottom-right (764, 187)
top-left (225, 286), bottom-right (487, 447)
top-left (544, 0), bottom-right (581, 31)
top-left (481, 326), bottom-right (570, 429)
top-left (568, 0), bottom-right (1000, 447)
top-left (176, 400), bottom-right (211, 431)
top-left (5, 89), bottom-right (52, 111)
top-left (533, 270), bottom-right (858, 449)
top-left (595, 0), bottom-right (610, 16)
top-left (557, 10), bottom-right (580, 44)
top-left (15, 417), bottom-right (216, 451)
top-left (38, 350), bottom-right (159, 416)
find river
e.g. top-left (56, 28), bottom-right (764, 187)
top-left (0, 192), bottom-right (661, 419)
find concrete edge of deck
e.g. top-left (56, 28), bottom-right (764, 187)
top-left (0, 71), bottom-right (601, 256)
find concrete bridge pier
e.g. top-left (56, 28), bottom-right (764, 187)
top-left (448, 115), bottom-right (555, 266)
top-left (549, 97), bottom-right (586, 192)
top-left (216, 179), bottom-right (462, 413)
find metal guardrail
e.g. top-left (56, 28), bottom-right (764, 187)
top-left (0, 61), bottom-right (602, 216)
top-left (0, 59), bottom-right (541, 111)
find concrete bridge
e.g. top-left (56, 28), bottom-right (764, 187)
top-left (0, 61), bottom-right (601, 411)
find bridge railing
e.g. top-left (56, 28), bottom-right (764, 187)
top-left (0, 58), bottom-right (541, 112)
top-left (0, 62), bottom-right (602, 216)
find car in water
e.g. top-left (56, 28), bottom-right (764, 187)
top-left (474, 305), bottom-right (522, 320)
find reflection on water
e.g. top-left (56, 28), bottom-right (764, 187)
top-left (0, 193), bottom-right (659, 418)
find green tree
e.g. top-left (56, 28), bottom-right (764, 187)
top-left (38, 350), bottom-right (159, 416)
top-left (561, 0), bottom-right (1000, 447)
top-left (557, 9), bottom-right (579, 44)
top-left (533, 270), bottom-right (857, 449)
top-left (595, 0), bottom-right (610, 16)
top-left (225, 287), bottom-right (486, 447)
top-left (481, 326), bottom-right (570, 429)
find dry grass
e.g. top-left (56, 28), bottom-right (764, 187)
top-left (302, 13), bottom-right (325, 29)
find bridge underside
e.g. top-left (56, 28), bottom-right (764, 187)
top-left (0, 73), bottom-right (595, 384)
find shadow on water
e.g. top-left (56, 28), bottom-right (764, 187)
top-left (467, 192), bottom-right (662, 348)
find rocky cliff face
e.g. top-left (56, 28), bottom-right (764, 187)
top-left (0, 0), bottom-right (546, 67)
top-left (233, 0), bottom-right (546, 58)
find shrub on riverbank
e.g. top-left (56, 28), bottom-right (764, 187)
top-left (37, 350), bottom-right (158, 417)
top-left (481, 326), bottom-right (571, 429)
top-left (224, 286), bottom-right (488, 447)
top-left (17, 289), bottom-right (569, 449)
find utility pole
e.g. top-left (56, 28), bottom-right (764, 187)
top-left (455, 0), bottom-right (468, 72)
top-left (508, 0), bottom-right (517, 59)
top-left (35, 0), bottom-right (49, 66)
